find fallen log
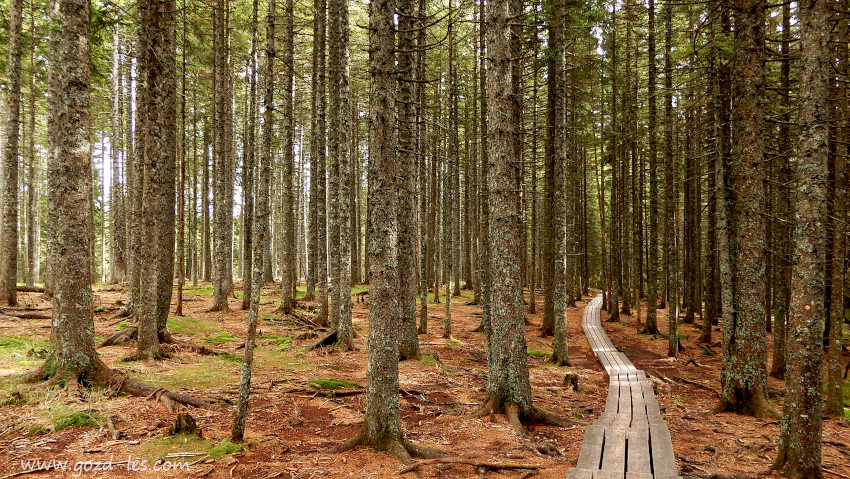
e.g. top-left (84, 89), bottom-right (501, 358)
top-left (15, 285), bottom-right (45, 293)
top-left (0, 310), bottom-right (51, 320)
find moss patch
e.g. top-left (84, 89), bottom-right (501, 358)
top-left (202, 331), bottom-right (236, 345)
top-left (54, 412), bottom-right (98, 431)
top-left (265, 336), bottom-right (292, 351)
top-left (308, 378), bottom-right (362, 390)
top-left (141, 435), bottom-right (213, 463)
top-left (527, 348), bottom-right (550, 359)
top-left (0, 336), bottom-right (48, 352)
top-left (167, 316), bottom-right (220, 336)
top-left (208, 439), bottom-right (244, 459)
top-left (128, 358), bottom-right (238, 390)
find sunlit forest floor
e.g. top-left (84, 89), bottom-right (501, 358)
top-left (0, 283), bottom-right (847, 478)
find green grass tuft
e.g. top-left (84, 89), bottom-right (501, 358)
top-left (208, 439), bottom-right (244, 459)
top-left (0, 336), bottom-right (48, 352)
top-left (202, 331), bottom-right (236, 344)
top-left (308, 377), bottom-right (362, 390)
top-left (167, 316), bottom-right (220, 336)
top-left (527, 348), bottom-right (550, 359)
top-left (265, 336), bottom-right (292, 351)
top-left (54, 412), bottom-right (98, 431)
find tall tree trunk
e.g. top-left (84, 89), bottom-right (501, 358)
top-left (135, 0), bottom-right (177, 358)
top-left (1, 0), bottom-right (23, 306)
top-left (328, 0), bottom-right (353, 348)
top-left (478, 0), bottom-right (492, 335)
top-left (717, 0), bottom-right (770, 417)
top-left (397, 0), bottom-right (420, 358)
top-left (769, 0), bottom-right (792, 378)
top-left (550, 0), bottom-right (569, 366)
top-left (664, 1), bottom-right (677, 357)
top-left (110, 24), bottom-right (126, 284)
top-left (211, 0), bottom-right (234, 312)
top-left (43, 0), bottom-right (96, 379)
top-left (280, 0), bottom-right (296, 315)
top-left (645, 0), bottom-right (660, 335)
top-left (416, 0), bottom-right (428, 334)
top-left (176, 10), bottom-right (187, 317)
top-left (232, 0), bottom-right (274, 443)
top-left (485, 0), bottom-right (533, 418)
top-left (825, 10), bottom-right (848, 418)
top-left (241, 0), bottom-right (258, 311)
top-left (774, 0), bottom-right (830, 473)
top-left (311, 0), bottom-right (329, 325)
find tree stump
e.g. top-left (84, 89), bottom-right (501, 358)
top-left (562, 373), bottom-right (579, 391)
top-left (168, 413), bottom-right (202, 438)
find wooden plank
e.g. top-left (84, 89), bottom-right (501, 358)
top-left (566, 469), bottom-right (594, 479)
top-left (599, 426), bottom-right (626, 475)
top-left (626, 427), bottom-right (651, 474)
top-left (649, 424), bottom-right (678, 477)
top-left (576, 424), bottom-right (606, 470)
top-left (631, 380), bottom-right (648, 424)
top-left (624, 473), bottom-right (653, 479)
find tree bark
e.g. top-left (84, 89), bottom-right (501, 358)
top-left (774, 0), bottom-right (830, 474)
top-left (232, 0), bottom-right (273, 443)
top-left (328, 0), bottom-right (353, 349)
top-left (211, 0), bottom-right (234, 312)
top-left (1, 0), bottom-right (23, 306)
top-left (645, 0), bottom-right (660, 335)
top-left (716, 0), bottom-right (770, 417)
top-left (397, 0), bottom-right (420, 359)
top-left (310, 0), bottom-right (329, 325)
top-left (550, 0), bottom-right (569, 367)
top-left (135, 0), bottom-right (177, 358)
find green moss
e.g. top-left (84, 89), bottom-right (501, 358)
top-left (94, 306), bottom-right (108, 313)
top-left (265, 336), bottom-right (292, 351)
top-left (29, 425), bottom-right (48, 435)
top-left (448, 337), bottom-right (463, 345)
top-left (128, 357), bottom-right (238, 389)
top-left (844, 408), bottom-right (850, 420)
top-left (141, 435), bottom-right (213, 463)
top-left (116, 321), bottom-right (130, 330)
top-left (167, 317), bottom-right (220, 336)
top-left (208, 439), bottom-right (244, 459)
top-left (527, 348), bottom-right (550, 359)
top-left (308, 378), bottom-right (362, 390)
top-left (181, 285), bottom-right (214, 296)
top-left (202, 331), bottom-right (236, 344)
top-left (54, 412), bottom-right (98, 431)
top-left (0, 336), bottom-right (48, 352)
top-left (420, 354), bottom-right (440, 367)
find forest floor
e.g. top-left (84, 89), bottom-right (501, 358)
top-left (0, 284), bottom-right (847, 478)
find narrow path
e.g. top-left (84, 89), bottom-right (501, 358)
top-left (567, 295), bottom-right (679, 479)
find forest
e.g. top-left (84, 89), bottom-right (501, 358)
top-left (0, 0), bottom-right (847, 476)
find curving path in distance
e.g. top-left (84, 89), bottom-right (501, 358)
top-left (567, 295), bottom-right (679, 479)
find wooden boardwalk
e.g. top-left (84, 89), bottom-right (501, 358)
top-left (567, 295), bottom-right (679, 479)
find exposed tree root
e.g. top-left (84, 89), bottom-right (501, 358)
top-left (713, 388), bottom-right (778, 419)
top-left (22, 359), bottom-right (210, 412)
top-left (99, 326), bottom-right (138, 347)
top-left (474, 398), bottom-right (581, 436)
top-left (398, 457), bottom-right (541, 475)
top-left (332, 430), bottom-right (445, 465)
top-left (0, 309), bottom-right (51, 320)
top-left (308, 331), bottom-right (338, 350)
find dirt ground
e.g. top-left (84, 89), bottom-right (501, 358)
top-left (0, 284), bottom-right (847, 478)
